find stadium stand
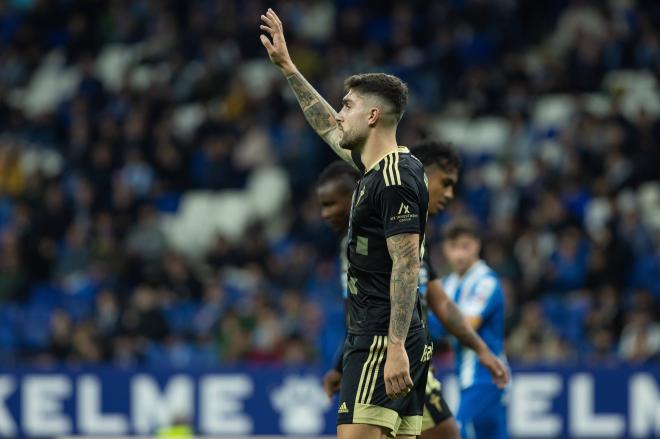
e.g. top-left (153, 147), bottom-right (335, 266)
top-left (0, 0), bottom-right (658, 371)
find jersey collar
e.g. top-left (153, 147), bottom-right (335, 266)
top-left (365, 146), bottom-right (410, 174)
top-left (457, 259), bottom-right (487, 282)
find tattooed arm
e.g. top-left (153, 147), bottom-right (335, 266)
top-left (383, 233), bottom-right (420, 399)
top-left (285, 73), bottom-right (351, 164)
top-left (259, 8), bottom-right (354, 166)
top-left (386, 233), bottom-right (421, 345)
top-left (427, 279), bottom-right (510, 388)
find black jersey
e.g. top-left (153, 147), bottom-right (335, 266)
top-left (418, 248), bottom-right (438, 326)
top-left (345, 146), bottom-right (429, 335)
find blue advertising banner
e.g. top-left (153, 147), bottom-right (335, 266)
top-left (0, 365), bottom-right (658, 438)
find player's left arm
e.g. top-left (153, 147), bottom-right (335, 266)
top-left (377, 172), bottom-right (424, 399)
top-left (461, 276), bottom-right (509, 387)
top-left (427, 279), bottom-right (509, 387)
top-left (466, 315), bottom-right (483, 329)
top-left (427, 279), bottom-right (486, 348)
top-left (387, 233), bottom-right (421, 346)
top-left (384, 232), bottom-right (420, 399)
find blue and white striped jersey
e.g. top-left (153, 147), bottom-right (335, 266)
top-left (443, 260), bottom-right (507, 389)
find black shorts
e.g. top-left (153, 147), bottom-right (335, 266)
top-left (336, 330), bottom-right (432, 437)
top-left (422, 367), bottom-right (454, 431)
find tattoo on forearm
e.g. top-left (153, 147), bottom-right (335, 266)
top-left (285, 72), bottom-right (355, 167)
top-left (304, 101), bottom-right (336, 133)
top-left (287, 74), bottom-right (316, 108)
top-left (444, 300), bottom-right (483, 351)
top-left (287, 73), bottom-right (338, 134)
top-left (387, 234), bottom-right (420, 345)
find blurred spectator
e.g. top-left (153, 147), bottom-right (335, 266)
top-left (192, 283), bottom-right (226, 336)
top-left (125, 204), bottom-right (167, 263)
top-left (160, 252), bottom-right (202, 302)
top-left (218, 310), bottom-right (251, 364)
top-left (95, 288), bottom-right (120, 339)
top-left (120, 284), bottom-right (168, 342)
top-left (618, 309), bottom-right (660, 363)
top-left (249, 298), bottom-right (285, 363)
top-left (48, 309), bottom-right (74, 361)
top-left (507, 302), bottom-right (569, 364)
top-left (119, 148), bottom-right (154, 198)
top-left (53, 225), bottom-right (90, 282)
top-left (70, 321), bottom-right (104, 363)
top-left (0, 0), bottom-right (658, 368)
top-left (543, 227), bottom-right (589, 293)
top-left (0, 230), bottom-right (26, 302)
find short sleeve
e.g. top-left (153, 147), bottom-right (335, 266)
top-left (376, 182), bottom-right (422, 238)
top-left (463, 277), bottom-right (498, 318)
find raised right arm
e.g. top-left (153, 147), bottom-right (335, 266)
top-left (259, 8), bottom-right (355, 166)
top-left (285, 72), bottom-right (352, 164)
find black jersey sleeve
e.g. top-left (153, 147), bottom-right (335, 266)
top-left (375, 179), bottom-right (422, 238)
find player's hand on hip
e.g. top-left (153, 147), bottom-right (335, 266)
top-left (478, 350), bottom-right (510, 389)
top-left (384, 344), bottom-right (413, 400)
top-left (259, 8), bottom-right (294, 73)
top-left (322, 369), bottom-right (342, 400)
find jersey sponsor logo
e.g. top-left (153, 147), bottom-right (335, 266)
top-left (338, 402), bottom-right (349, 414)
top-left (390, 205), bottom-right (418, 224)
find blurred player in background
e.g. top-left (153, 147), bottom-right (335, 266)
top-left (411, 142), bottom-right (508, 439)
top-left (261, 8), bottom-right (431, 438)
top-left (442, 218), bottom-right (510, 439)
top-left (318, 141), bottom-right (508, 439)
top-left (316, 160), bottom-right (360, 386)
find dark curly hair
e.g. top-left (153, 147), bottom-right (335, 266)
top-left (410, 140), bottom-right (462, 172)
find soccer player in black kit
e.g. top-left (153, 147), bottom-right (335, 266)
top-left (261, 8), bottom-right (430, 438)
top-left (318, 145), bottom-right (508, 439)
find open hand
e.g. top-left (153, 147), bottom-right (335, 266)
top-left (259, 8), bottom-right (294, 73)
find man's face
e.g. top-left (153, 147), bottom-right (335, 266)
top-left (317, 180), bottom-right (353, 233)
top-left (443, 234), bottom-right (480, 275)
top-left (425, 165), bottom-right (458, 215)
top-left (336, 89), bottom-right (369, 151)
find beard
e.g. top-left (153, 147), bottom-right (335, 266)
top-left (339, 126), bottom-right (365, 151)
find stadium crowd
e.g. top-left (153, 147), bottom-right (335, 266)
top-left (0, 0), bottom-right (659, 369)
